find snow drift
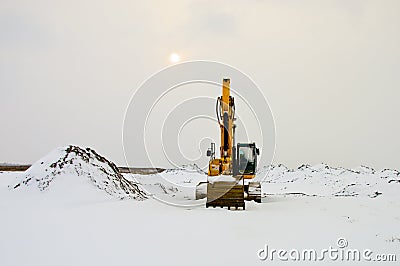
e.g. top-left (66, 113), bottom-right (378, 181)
top-left (131, 163), bottom-right (399, 201)
top-left (258, 163), bottom-right (400, 198)
top-left (13, 145), bottom-right (147, 200)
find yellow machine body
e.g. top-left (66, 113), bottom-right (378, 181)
top-left (205, 78), bottom-right (261, 209)
top-left (207, 78), bottom-right (256, 179)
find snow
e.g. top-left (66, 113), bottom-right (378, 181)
top-left (208, 174), bottom-right (237, 183)
top-left (129, 166), bottom-right (206, 206)
top-left (259, 163), bottom-right (400, 198)
top-left (0, 162), bottom-right (21, 166)
top-left (0, 148), bottom-right (399, 265)
top-left (11, 145), bottom-right (147, 200)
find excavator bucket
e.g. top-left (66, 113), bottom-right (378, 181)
top-left (206, 180), bottom-right (245, 210)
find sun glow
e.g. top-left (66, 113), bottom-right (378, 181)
top-left (169, 53), bottom-right (180, 63)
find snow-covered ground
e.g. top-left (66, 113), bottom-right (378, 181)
top-left (259, 164), bottom-right (400, 198)
top-left (0, 146), bottom-right (399, 265)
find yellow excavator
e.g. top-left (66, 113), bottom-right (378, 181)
top-left (205, 78), bottom-right (261, 210)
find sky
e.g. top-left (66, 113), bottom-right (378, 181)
top-left (1, 0), bottom-right (399, 169)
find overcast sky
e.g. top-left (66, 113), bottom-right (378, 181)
top-left (1, 0), bottom-right (399, 169)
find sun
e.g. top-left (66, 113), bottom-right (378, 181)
top-left (169, 53), bottom-right (180, 63)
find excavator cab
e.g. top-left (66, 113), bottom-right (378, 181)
top-left (233, 143), bottom-right (259, 178)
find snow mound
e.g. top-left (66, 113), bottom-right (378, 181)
top-left (164, 164), bottom-right (206, 175)
top-left (13, 145), bottom-right (147, 200)
top-left (258, 163), bottom-right (400, 198)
